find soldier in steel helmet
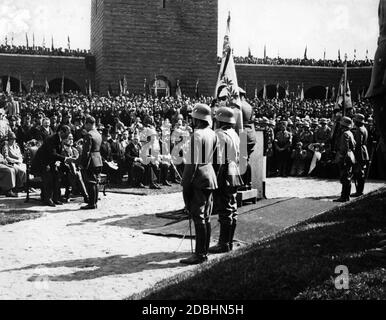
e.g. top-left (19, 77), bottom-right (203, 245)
top-left (334, 116), bottom-right (356, 202)
top-left (209, 106), bottom-right (243, 254)
top-left (180, 103), bottom-right (218, 265)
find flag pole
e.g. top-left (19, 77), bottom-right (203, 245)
top-left (343, 54), bottom-right (348, 117)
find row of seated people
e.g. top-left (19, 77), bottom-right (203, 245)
top-left (100, 127), bottom-right (185, 189)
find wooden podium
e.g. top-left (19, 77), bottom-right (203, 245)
top-left (237, 129), bottom-right (266, 207)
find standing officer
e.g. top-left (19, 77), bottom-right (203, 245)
top-left (80, 116), bottom-right (103, 210)
top-left (274, 121), bottom-right (292, 177)
top-left (334, 117), bottom-right (356, 202)
top-left (209, 107), bottom-right (243, 254)
top-left (180, 103), bottom-right (218, 265)
top-left (351, 114), bottom-right (369, 197)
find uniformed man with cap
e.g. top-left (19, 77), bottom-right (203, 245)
top-left (351, 114), bottom-right (369, 197)
top-left (334, 116), bottom-right (356, 202)
top-left (180, 103), bottom-right (218, 265)
top-left (315, 118), bottom-right (332, 145)
top-left (274, 120), bottom-right (292, 177)
top-left (80, 116), bottom-right (103, 210)
top-left (209, 107), bottom-right (243, 254)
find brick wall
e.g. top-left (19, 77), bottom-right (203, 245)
top-left (0, 53), bottom-right (92, 93)
top-left (90, 0), bottom-right (219, 96)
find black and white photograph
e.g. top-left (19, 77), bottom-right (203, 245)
top-left (0, 0), bottom-right (385, 307)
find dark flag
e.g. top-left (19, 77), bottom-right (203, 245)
top-left (304, 45), bottom-right (308, 60)
top-left (195, 79), bottom-right (199, 98)
top-left (51, 36), bottom-right (54, 51)
top-left (338, 49), bottom-right (341, 61)
top-left (61, 74), bottom-right (64, 94)
top-left (176, 80), bottom-right (182, 99)
top-left (67, 36), bottom-right (71, 50)
top-left (264, 44), bottom-right (267, 61)
top-left (25, 33), bottom-right (29, 48)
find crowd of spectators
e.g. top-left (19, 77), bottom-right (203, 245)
top-left (224, 55), bottom-right (374, 67)
top-left (0, 44), bottom-right (90, 57)
top-left (0, 90), bottom-right (384, 199)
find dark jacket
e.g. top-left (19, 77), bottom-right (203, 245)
top-left (81, 129), bottom-right (103, 169)
top-left (352, 126), bottom-right (370, 162)
top-left (31, 133), bottom-right (65, 175)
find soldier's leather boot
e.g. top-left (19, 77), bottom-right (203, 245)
top-left (352, 179), bottom-right (364, 197)
top-left (180, 224), bottom-right (208, 265)
top-left (208, 223), bottom-right (231, 254)
top-left (205, 221), bottom-right (212, 252)
top-left (229, 221), bottom-right (237, 251)
top-left (334, 184), bottom-right (350, 202)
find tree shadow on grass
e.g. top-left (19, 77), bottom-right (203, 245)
top-left (3, 252), bottom-right (188, 282)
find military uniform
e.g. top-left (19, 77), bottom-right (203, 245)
top-left (81, 127), bottom-right (103, 209)
top-left (274, 123), bottom-right (292, 176)
top-left (352, 114), bottom-right (369, 196)
top-left (334, 117), bottom-right (356, 202)
top-left (180, 104), bottom-right (218, 265)
top-left (209, 107), bottom-right (243, 254)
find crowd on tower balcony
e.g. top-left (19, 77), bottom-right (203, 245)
top-left (0, 89), bottom-right (384, 201)
top-left (0, 44), bottom-right (90, 57)
top-left (222, 55), bottom-right (374, 67)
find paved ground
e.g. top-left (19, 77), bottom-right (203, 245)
top-left (0, 178), bottom-right (384, 300)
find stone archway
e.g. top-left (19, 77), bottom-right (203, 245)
top-left (48, 77), bottom-right (81, 94)
top-left (305, 86), bottom-right (327, 100)
top-left (0, 76), bottom-right (27, 93)
top-left (258, 84), bottom-right (286, 99)
top-left (151, 76), bottom-right (170, 97)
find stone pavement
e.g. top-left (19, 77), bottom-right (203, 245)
top-left (0, 178), bottom-right (384, 300)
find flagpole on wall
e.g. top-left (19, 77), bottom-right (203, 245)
top-left (343, 54), bottom-right (348, 117)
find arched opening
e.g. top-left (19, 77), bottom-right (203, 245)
top-left (258, 85), bottom-right (286, 99)
top-left (48, 77), bottom-right (81, 94)
top-left (305, 86), bottom-right (326, 100)
top-left (152, 76), bottom-right (170, 97)
top-left (0, 76), bottom-right (27, 93)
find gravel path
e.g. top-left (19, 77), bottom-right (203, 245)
top-left (0, 178), bottom-right (384, 300)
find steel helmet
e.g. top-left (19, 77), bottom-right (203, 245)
top-left (192, 103), bottom-right (212, 124)
top-left (215, 107), bottom-right (236, 124)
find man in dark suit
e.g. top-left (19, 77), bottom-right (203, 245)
top-left (125, 133), bottom-right (146, 188)
top-left (31, 125), bottom-right (72, 207)
top-left (80, 116), bottom-right (103, 210)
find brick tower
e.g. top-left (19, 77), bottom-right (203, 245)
top-left (90, 0), bottom-right (218, 96)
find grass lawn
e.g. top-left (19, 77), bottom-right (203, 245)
top-left (137, 188), bottom-right (386, 300)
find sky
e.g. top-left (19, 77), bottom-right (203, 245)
top-left (0, 0), bottom-right (380, 60)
